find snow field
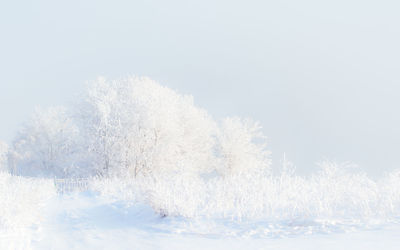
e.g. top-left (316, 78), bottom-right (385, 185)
top-left (1, 165), bottom-right (400, 249)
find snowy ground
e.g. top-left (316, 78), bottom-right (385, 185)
top-left (2, 191), bottom-right (398, 250)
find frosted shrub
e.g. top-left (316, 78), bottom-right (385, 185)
top-left (217, 117), bottom-right (271, 176)
top-left (308, 162), bottom-right (379, 219)
top-left (0, 172), bottom-right (56, 231)
top-left (143, 172), bottom-right (207, 218)
top-left (378, 170), bottom-right (400, 216)
top-left (101, 161), bottom-right (400, 225)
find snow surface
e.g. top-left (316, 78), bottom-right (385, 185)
top-left (1, 191), bottom-right (398, 250)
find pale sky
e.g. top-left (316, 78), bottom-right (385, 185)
top-left (1, 0), bottom-right (400, 176)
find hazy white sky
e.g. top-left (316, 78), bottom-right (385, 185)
top-left (1, 0), bottom-right (400, 176)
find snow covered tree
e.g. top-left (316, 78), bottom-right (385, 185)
top-left (7, 77), bottom-right (272, 180)
top-left (10, 106), bottom-right (81, 177)
top-left (76, 77), bottom-right (218, 177)
top-left (0, 141), bottom-right (8, 173)
top-left (217, 117), bottom-right (271, 176)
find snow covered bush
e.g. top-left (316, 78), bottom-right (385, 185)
top-left (0, 173), bottom-right (56, 249)
top-left (217, 117), bottom-right (271, 176)
top-left (307, 162), bottom-right (379, 219)
top-left (378, 170), bottom-right (400, 217)
top-left (0, 172), bottom-right (56, 231)
top-left (94, 161), bottom-right (400, 225)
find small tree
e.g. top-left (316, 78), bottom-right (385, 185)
top-left (10, 106), bottom-right (80, 177)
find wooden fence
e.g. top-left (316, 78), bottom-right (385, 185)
top-left (53, 178), bottom-right (90, 193)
